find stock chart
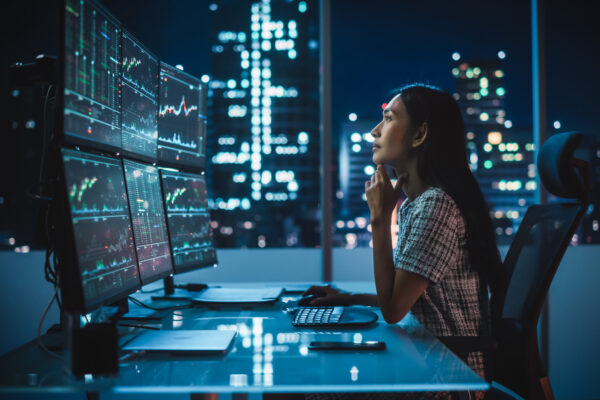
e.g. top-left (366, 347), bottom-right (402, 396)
top-left (63, 0), bottom-right (122, 149)
top-left (62, 149), bottom-right (139, 308)
top-left (161, 170), bottom-right (216, 273)
top-left (121, 32), bottom-right (159, 159)
top-left (157, 63), bottom-right (207, 170)
top-left (123, 160), bottom-right (173, 284)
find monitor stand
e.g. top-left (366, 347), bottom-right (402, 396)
top-left (152, 277), bottom-right (283, 305)
top-left (150, 276), bottom-right (208, 301)
top-left (115, 297), bottom-right (163, 322)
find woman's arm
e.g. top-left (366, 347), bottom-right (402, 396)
top-left (371, 219), bottom-right (429, 323)
top-left (367, 166), bottom-right (429, 324)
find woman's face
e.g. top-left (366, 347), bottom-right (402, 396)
top-left (370, 94), bottom-right (416, 170)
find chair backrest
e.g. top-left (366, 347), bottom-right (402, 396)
top-left (491, 132), bottom-right (590, 399)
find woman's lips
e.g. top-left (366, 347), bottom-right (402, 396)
top-left (372, 145), bottom-right (380, 152)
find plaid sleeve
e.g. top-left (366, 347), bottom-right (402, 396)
top-left (395, 191), bottom-right (461, 284)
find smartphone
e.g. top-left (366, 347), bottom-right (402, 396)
top-left (308, 340), bottom-right (386, 351)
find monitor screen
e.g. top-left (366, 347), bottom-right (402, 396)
top-left (61, 148), bottom-right (139, 311)
top-left (160, 170), bottom-right (216, 273)
top-left (63, 0), bottom-right (122, 151)
top-left (120, 31), bottom-right (159, 160)
top-left (157, 63), bottom-right (207, 170)
top-left (123, 159), bottom-right (173, 284)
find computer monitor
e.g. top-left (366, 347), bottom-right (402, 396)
top-left (123, 159), bottom-right (173, 285)
top-left (62, 0), bottom-right (122, 152)
top-left (160, 170), bottom-right (217, 274)
top-left (120, 31), bottom-right (159, 161)
top-left (60, 148), bottom-right (140, 313)
top-left (157, 63), bottom-right (207, 170)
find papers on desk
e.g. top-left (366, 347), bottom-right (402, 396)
top-left (189, 287), bottom-right (283, 304)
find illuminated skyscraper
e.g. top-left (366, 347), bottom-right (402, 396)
top-left (336, 120), bottom-right (376, 248)
top-left (452, 53), bottom-right (536, 244)
top-left (207, 0), bottom-right (319, 248)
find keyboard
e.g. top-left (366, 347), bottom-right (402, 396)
top-left (292, 306), bottom-right (378, 327)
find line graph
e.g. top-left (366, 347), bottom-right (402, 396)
top-left (123, 56), bottom-right (142, 72)
top-left (158, 132), bottom-right (198, 150)
top-left (158, 96), bottom-right (198, 118)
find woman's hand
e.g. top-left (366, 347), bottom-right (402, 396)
top-left (365, 165), bottom-right (406, 226)
top-left (300, 285), bottom-right (353, 306)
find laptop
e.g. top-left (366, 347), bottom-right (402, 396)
top-left (121, 330), bottom-right (236, 355)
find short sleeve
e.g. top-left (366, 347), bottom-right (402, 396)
top-left (395, 191), bottom-right (461, 284)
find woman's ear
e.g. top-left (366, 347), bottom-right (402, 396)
top-left (412, 122), bottom-right (428, 148)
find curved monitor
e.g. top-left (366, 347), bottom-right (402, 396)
top-left (123, 159), bottom-right (173, 285)
top-left (160, 170), bottom-right (217, 274)
top-left (60, 148), bottom-right (140, 312)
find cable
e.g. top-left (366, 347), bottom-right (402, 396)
top-left (118, 323), bottom-right (160, 331)
top-left (37, 287), bottom-right (65, 362)
top-left (37, 84), bottom-right (53, 201)
top-left (127, 296), bottom-right (193, 312)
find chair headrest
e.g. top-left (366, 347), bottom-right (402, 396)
top-left (537, 131), bottom-right (584, 199)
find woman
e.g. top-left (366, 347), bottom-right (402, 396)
top-left (304, 83), bottom-right (506, 384)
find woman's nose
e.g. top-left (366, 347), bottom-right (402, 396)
top-left (370, 124), bottom-right (380, 138)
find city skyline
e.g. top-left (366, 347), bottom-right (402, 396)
top-left (1, 0), bottom-right (599, 249)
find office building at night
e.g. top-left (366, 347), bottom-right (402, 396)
top-left (452, 54), bottom-right (536, 244)
top-left (207, 0), bottom-right (320, 248)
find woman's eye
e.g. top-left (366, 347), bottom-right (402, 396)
top-left (384, 116), bottom-right (391, 122)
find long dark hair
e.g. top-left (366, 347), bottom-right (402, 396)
top-left (394, 83), bottom-right (506, 307)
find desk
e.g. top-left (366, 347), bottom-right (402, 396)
top-left (0, 282), bottom-right (489, 399)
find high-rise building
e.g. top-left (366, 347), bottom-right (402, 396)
top-left (207, 0), bottom-right (320, 248)
top-left (336, 120), bottom-right (377, 248)
top-left (453, 54), bottom-right (536, 244)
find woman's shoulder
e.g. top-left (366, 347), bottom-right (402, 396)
top-left (415, 187), bottom-right (455, 206)
top-left (412, 187), bottom-right (461, 218)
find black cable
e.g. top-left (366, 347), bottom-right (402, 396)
top-left (37, 84), bottom-right (53, 200)
top-left (127, 296), bottom-right (193, 312)
top-left (119, 323), bottom-right (160, 331)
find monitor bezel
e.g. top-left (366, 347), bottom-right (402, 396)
top-left (58, 147), bottom-right (142, 314)
top-left (59, 0), bottom-right (124, 156)
top-left (119, 29), bottom-right (161, 164)
top-left (158, 168), bottom-right (217, 275)
top-left (122, 157), bottom-right (174, 286)
top-left (156, 61), bottom-right (208, 173)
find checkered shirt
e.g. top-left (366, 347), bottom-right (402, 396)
top-left (394, 187), bottom-right (490, 381)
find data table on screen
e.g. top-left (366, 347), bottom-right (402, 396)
top-left (63, 0), bottom-right (122, 150)
top-left (123, 160), bottom-right (173, 284)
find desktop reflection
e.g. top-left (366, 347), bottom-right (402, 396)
top-left (114, 307), bottom-right (485, 392)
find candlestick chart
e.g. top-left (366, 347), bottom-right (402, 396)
top-left (62, 149), bottom-right (139, 307)
top-left (121, 32), bottom-right (159, 159)
top-left (161, 170), bottom-right (216, 272)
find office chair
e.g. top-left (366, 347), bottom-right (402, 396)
top-left (440, 131), bottom-right (590, 400)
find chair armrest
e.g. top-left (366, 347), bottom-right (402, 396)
top-left (437, 335), bottom-right (499, 354)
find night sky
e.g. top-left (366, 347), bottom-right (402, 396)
top-left (2, 0), bottom-right (599, 139)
